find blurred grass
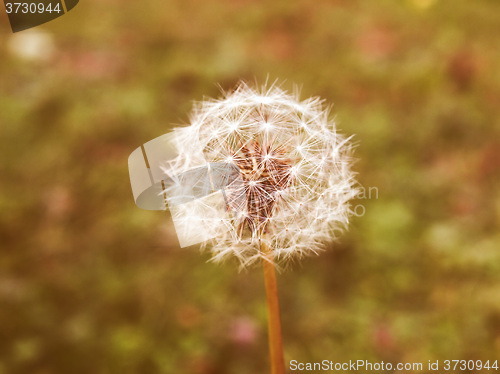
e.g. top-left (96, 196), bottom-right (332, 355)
top-left (1, 0), bottom-right (500, 373)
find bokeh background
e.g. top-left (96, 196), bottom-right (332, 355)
top-left (1, 0), bottom-right (500, 373)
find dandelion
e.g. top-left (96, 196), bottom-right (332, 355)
top-left (128, 82), bottom-right (358, 374)
top-left (163, 82), bottom-right (358, 266)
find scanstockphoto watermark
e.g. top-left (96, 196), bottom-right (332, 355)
top-left (290, 360), bottom-right (422, 372)
top-left (352, 185), bottom-right (378, 217)
top-left (290, 359), bottom-right (500, 372)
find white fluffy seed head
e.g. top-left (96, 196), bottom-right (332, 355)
top-left (165, 82), bottom-right (359, 267)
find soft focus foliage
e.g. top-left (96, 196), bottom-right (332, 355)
top-left (1, 1), bottom-right (500, 373)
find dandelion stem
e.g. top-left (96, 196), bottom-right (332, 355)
top-left (261, 240), bottom-right (285, 374)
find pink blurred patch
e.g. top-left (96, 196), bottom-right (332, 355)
top-left (478, 142), bottom-right (500, 181)
top-left (176, 304), bottom-right (202, 328)
top-left (187, 356), bottom-right (216, 374)
top-left (447, 47), bottom-right (485, 91)
top-left (371, 322), bottom-right (395, 352)
top-left (55, 49), bottom-right (126, 80)
top-left (357, 24), bottom-right (397, 62)
top-left (228, 316), bottom-right (258, 346)
top-left (44, 185), bottom-right (73, 221)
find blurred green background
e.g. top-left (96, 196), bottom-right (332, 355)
top-left (1, 0), bottom-right (500, 373)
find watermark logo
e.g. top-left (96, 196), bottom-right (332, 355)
top-left (352, 185), bottom-right (379, 217)
top-left (4, 0), bottom-right (78, 33)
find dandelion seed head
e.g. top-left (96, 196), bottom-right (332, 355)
top-left (164, 82), bottom-right (359, 267)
